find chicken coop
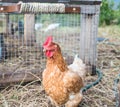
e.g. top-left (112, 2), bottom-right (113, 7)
top-left (0, 0), bottom-right (101, 85)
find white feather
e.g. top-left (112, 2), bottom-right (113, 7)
top-left (68, 54), bottom-right (86, 81)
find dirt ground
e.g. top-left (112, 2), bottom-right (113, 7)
top-left (0, 25), bottom-right (120, 107)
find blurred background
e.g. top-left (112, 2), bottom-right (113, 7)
top-left (100, 0), bottom-right (120, 26)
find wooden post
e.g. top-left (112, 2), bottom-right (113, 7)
top-left (2, 14), bottom-right (9, 36)
top-left (79, 4), bottom-right (101, 75)
top-left (24, 14), bottom-right (35, 46)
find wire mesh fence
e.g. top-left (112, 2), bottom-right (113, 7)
top-left (0, 13), bottom-right (81, 76)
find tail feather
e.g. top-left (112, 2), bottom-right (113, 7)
top-left (68, 54), bottom-right (86, 81)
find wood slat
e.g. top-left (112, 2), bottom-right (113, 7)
top-left (0, 5), bottom-right (20, 13)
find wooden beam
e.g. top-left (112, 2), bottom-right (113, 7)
top-left (24, 14), bottom-right (35, 46)
top-left (0, 69), bottom-right (42, 85)
top-left (0, 5), bottom-right (20, 13)
top-left (0, 0), bottom-right (102, 4)
top-left (0, 4), bottom-right (80, 13)
top-left (79, 5), bottom-right (100, 75)
top-left (0, 0), bottom-right (59, 3)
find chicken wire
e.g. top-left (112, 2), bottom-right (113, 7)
top-left (0, 13), bottom-right (80, 74)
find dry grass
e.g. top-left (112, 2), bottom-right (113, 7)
top-left (0, 25), bottom-right (120, 107)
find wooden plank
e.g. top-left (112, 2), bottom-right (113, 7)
top-left (0, 4), bottom-right (80, 13)
top-left (79, 5), bottom-right (100, 75)
top-left (0, 69), bottom-right (42, 85)
top-left (0, 5), bottom-right (20, 13)
top-left (24, 14), bottom-right (35, 46)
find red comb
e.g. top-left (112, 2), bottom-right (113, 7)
top-left (43, 36), bottom-right (53, 48)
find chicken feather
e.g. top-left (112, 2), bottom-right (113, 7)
top-left (68, 54), bottom-right (86, 81)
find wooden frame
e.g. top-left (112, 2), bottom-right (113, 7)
top-left (0, 0), bottom-right (101, 85)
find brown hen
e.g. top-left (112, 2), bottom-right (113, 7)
top-left (42, 36), bottom-right (86, 107)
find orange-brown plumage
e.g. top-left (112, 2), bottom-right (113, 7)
top-left (42, 36), bottom-right (86, 107)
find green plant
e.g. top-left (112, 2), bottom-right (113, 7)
top-left (117, 2), bottom-right (120, 24)
top-left (100, 0), bottom-right (115, 26)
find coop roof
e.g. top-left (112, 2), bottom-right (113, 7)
top-left (1, 0), bottom-right (102, 4)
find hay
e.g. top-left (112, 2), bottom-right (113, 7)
top-left (0, 68), bottom-right (118, 107)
